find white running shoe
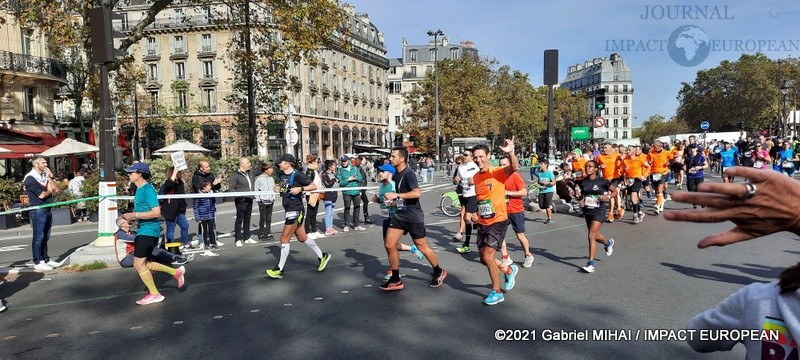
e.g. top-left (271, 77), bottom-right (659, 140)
top-left (582, 264), bottom-right (596, 273)
top-left (201, 250), bottom-right (220, 257)
top-left (501, 258), bottom-right (513, 266)
top-left (522, 255), bottom-right (534, 268)
top-left (315, 231), bottom-right (326, 238)
top-left (34, 262), bottom-right (53, 271)
top-left (235, 240), bottom-right (243, 247)
top-left (342, 226), bottom-right (350, 232)
top-left (354, 226), bottom-right (366, 231)
top-left (216, 240), bottom-right (224, 247)
top-left (306, 232), bottom-right (318, 240)
top-left (244, 239), bottom-right (258, 244)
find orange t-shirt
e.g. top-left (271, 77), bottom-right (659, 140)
top-left (623, 156), bottom-right (648, 178)
top-left (571, 157), bottom-right (588, 177)
top-left (473, 166), bottom-right (509, 226)
top-left (596, 153), bottom-right (622, 180)
top-left (648, 149), bottom-right (673, 174)
top-left (505, 172), bottom-right (526, 214)
top-left (637, 154), bottom-right (651, 176)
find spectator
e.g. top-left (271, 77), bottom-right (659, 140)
top-left (68, 170), bottom-right (87, 222)
top-left (160, 167), bottom-right (190, 250)
top-left (24, 155), bottom-right (61, 271)
top-left (336, 155), bottom-right (364, 231)
top-left (229, 157), bottom-right (257, 247)
top-left (254, 162), bottom-right (276, 241)
top-left (321, 160), bottom-right (339, 236)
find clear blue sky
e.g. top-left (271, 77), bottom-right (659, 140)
top-left (345, 0), bottom-right (800, 127)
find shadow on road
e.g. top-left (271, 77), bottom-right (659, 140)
top-left (661, 262), bottom-right (770, 285)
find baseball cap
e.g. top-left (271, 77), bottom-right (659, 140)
top-left (341, 155), bottom-right (350, 162)
top-left (125, 162), bottom-right (150, 174)
top-left (378, 164), bottom-right (396, 175)
top-left (277, 153), bottom-right (296, 164)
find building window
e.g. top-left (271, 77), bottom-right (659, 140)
top-left (410, 66), bottom-right (417, 77)
top-left (202, 61), bottom-right (214, 78)
top-left (308, 124), bottom-right (319, 155)
top-left (146, 37), bottom-right (157, 55)
top-left (613, 118), bottom-right (618, 127)
top-left (623, 118), bottom-right (628, 127)
top-left (177, 90), bottom-right (187, 110)
top-left (450, 47), bottom-right (458, 59)
top-left (24, 87), bottom-right (35, 115)
top-left (174, 62), bottom-right (185, 79)
top-left (409, 49), bottom-right (417, 62)
top-left (21, 32), bottom-right (32, 55)
top-left (201, 34), bottom-right (213, 52)
top-left (148, 63), bottom-right (158, 81)
top-left (202, 88), bottom-right (216, 111)
top-left (614, 130), bottom-right (618, 138)
top-left (623, 84), bottom-right (628, 92)
top-left (623, 95), bottom-right (628, 103)
top-left (613, 85), bottom-right (619, 93)
top-left (430, 48), bottom-right (437, 61)
top-left (389, 81), bottom-right (401, 94)
top-left (623, 107), bottom-right (628, 115)
top-left (613, 107), bottom-right (619, 115)
top-left (623, 131), bottom-right (628, 139)
top-left (149, 91), bottom-right (159, 114)
top-left (613, 73), bottom-right (619, 81)
top-left (614, 96), bottom-right (619, 103)
top-left (173, 35), bottom-right (185, 53)
top-left (201, 122), bottom-right (222, 158)
top-left (395, 116), bottom-right (401, 126)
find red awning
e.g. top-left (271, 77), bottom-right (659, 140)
top-left (0, 144), bottom-right (51, 159)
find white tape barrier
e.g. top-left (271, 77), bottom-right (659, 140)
top-left (111, 185), bottom-right (380, 200)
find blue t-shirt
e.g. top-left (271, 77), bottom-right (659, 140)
top-left (687, 154), bottom-right (706, 179)
top-left (377, 181), bottom-right (396, 217)
top-left (719, 148), bottom-right (737, 167)
top-left (133, 182), bottom-right (161, 237)
top-left (779, 149), bottom-right (795, 168)
top-left (536, 169), bottom-right (555, 194)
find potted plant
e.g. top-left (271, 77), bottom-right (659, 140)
top-left (80, 172), bottom-right (131, 222)
top-left (0, 178), bottom-right (20, 229)
top-left (50, 186), bottom-right (75, 226)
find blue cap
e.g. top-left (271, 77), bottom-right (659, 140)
top-left (378, 164), bottom-right (396, 175)
top-left (341, 155), bottom-right (350, 162)
top-left (125, 162), bottom-right (150, 174)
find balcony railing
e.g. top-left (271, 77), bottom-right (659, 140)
top-left (0, 51), bottom-right (67, 80)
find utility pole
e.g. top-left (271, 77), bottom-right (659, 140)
top-left (244, 0), bottom-right (257, 155)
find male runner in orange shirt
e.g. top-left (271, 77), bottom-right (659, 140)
top-left (595, 144), bottom-right (624, 222)
top-left (647, 140), bottom-right (673, 214)
top-left (622, 147), bottom-right (650, 224)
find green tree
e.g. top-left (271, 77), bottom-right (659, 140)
top-left (677, 53), bottom-right (798, 133)
top-left (491, 65), bottom-right (546, 146)
top-left (633, 114), bottom-right (691, 143)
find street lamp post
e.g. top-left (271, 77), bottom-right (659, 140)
top-left (427, 29), bottom-right (443, 163)
top-left (781, 80), bottom-right (792, 139)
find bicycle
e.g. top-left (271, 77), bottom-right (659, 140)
top-left (440, 191), bottom-right (461, 217)
top-left (527, 182), bottom-right (540, 203)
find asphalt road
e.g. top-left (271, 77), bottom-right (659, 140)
top-left (1, 172), bottom-right (795, 359)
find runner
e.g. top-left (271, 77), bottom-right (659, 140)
top-left (752, 142), bottom-right (771, 170)
top-left (497, 156), bottom-right (535, 268)
top-left (718, 142), bottom-right (739, 183)
top-left (451, 155), bottom-right (465, 241)
top-left (372, 163), bottom-right (424, 280)
top-left (622, 146), bottom-right (649, 223)
top-left (595, 143), bottom-right (623, 222)
top-left (265, 154), bottom-right (332, 279)
top-left (380, 147), bottom-right (446, 291)
top-left (777, 141), bottom-right (798, 176)
top-left (121, 162), bottom-right (185, 305)
top-left (575, 160), bottom-right (616, 273)
top-left (684, 145), bottom-right (708, 209)
top-left (455, 149), bottom-right (480, 253)
top-left (471, 140), bottom-right (519, 305)
top-left (535, 158), bottom-right (556, 224)
top-left (670, 141), bottom-right (686, 190)
top-left (647, 140), bottom-right (673, 214)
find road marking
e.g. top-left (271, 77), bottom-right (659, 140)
top-left (0, 245), bottom-right (27, 252)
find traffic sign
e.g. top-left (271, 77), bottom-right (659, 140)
top-left (700, 121), bottom-right (709, 130)
top-left (593, 117), bottom-right (606, 128)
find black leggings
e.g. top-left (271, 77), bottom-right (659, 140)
top-left (360, 190), bottom-right (370, 218)
top-left (686, 177), bottom-right (704, 193)
top-left (259, 202), bottom-right (274, 236)
top-left (305, 202), bottom-right (319, 233)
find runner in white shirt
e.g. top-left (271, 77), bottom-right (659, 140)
top-left (455, 149), bottom-right (480, 254)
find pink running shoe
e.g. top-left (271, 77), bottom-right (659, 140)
top-left (174, 266), bottom-right (186, 289)
top-left (136, 293), bottom-right (165, 305)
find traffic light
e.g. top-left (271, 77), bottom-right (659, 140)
top-left (595, 88), bottom-right (606, 110)
top-left (738, 121), bottom-right (744, 130)
top-left (88, 7), bottom-right (129, 64)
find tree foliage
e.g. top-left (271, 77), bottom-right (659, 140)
top-left (677, 53), bottom-right (800, 133)
top-left (6, 0), bottom-right (347, 149)
top-left (633, 114), bottom-right (691, 144)
top-left (401, 58), bottom-right (586, 151)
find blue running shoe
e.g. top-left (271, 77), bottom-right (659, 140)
top-left (410, 244), bottom-right (424, 261)
top-left (483, 290), bottom-right (505, 305)
top-left (504, 265), bottom-right (519, 291)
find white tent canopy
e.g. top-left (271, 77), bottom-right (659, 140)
top-left (152, 140), bottom-right (211, 155)
top-left (40, 138), bottom-right (99, 157)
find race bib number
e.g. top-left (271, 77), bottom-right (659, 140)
top-left (574, 171), bottom-right (583, 178)
top-left (688, 168), bottom-right (698, 174)
top-left (744, 151), bottom-right (752, 157)
top-left (651, 173), bottom-right (662, 181)
top-left (782, 160), bottom-right (794, 169)
top-left (285, 211), bottom-right (299, 222)
top-left (381, 207), bottom-right (390, 218)
top-left (753, 161), bottom-right (764, 168)
top-left (478, 199), bottom-right (495, 219)
top-left (395, 197), bottom-right (406, 211)
top-left (583, 195), bottom-right (600, 209)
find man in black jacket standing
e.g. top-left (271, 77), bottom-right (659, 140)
top-left (192, 161), bottom-right (223, 246)
top-left (229, 157), bottom-right (257, 247)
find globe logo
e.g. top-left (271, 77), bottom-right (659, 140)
top-left (667, 25), bottom-right (711, 67)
